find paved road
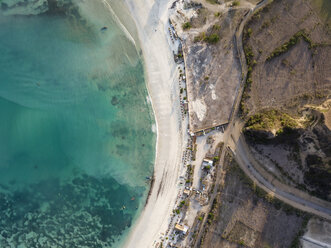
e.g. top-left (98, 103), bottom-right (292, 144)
top-left (192, 1), bottom-right (270, 247)
top-left (193, 0), bottom-right (331, 245)
top-left (229, 0), bottom-right (331, 223)
top-left (232, 136), bottom-right (331, 221)
top-left (301, 236), bottom-right (331, 248)
top-left (193, 0), bottom-right (331, 246)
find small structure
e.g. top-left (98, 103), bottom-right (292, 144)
top-left (202, 158), bottom-right (213, 167)
top-left (183, 102), bottom-right (188, 112)
top-left (183, 189), bottom-right (191, 196)
top-left (174, 223), bottom-right (189, 235)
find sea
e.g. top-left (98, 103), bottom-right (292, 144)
top-left (0, 0), bottom-right (155, 247)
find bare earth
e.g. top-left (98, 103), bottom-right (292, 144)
top-left (242, 0), bottom-right (331, 115)
top-left (201, 153), bottom-right (306, 248)
top-left (302, 218), bottom-right (331, 248)
top-left (170, 2), bottom-right (247, 132)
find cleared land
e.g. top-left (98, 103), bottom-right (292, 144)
top-left (200, 152), bottom-right (309, 248)
top-left (171, 1), bottom-right (249, 132)
top-left (241, 0), bottom-right (331, 116)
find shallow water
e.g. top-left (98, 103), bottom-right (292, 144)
top-left (0, 1), bottom-right (155, 247)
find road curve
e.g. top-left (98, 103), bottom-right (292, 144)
top-left (230, 0), bottom-right (331, 222)
top-left (231, 136), bottom-right (331, 221)
top-left (193, 1), bottom-right (271, 247)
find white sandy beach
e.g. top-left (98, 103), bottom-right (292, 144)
top-left (122, 0), bottom-right (186, 247)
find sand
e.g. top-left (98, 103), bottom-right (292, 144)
top-left (121, 0), bottom-right (186, 247)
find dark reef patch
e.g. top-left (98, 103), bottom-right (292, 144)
top-left (0, 174), bottom-right (142, 247)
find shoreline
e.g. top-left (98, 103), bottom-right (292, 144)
top-left (122, 0), bottom-right (186, 247)
top-left (145, 175), bottom-right (155, 207)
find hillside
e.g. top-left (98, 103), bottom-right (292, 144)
top-left (200, 152), bottom-right (309, 248)
top-left (240, 0), bottom-right (331, 201)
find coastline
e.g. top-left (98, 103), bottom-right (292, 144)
top-left (121, 0), bottom-right (185, 247)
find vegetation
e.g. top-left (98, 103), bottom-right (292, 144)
top-left (206, 33), bottom-right (220, 43)
top-left (182, 22), bottom-right (192, 30)
top-left (212, 24), bottom-right (221, 31)
top-left (227, 155), bottom-right (311, 217)
top-left (232, 1), bottom-right (240, 7)
top-left (179, 200), bottom-right (187, 208)
top-left (240, 43), bottom-right (255, 116)
top-left (304, 154), bottom-right (331, 201)
top-left (194, 32), bottom-right (220, 44)
top-left (186, 164), bottom-right (194, 186)
top-left (199, 191), bottom-right (221, 246)
top-left (267, 31), bottom-right (315, 60)
top-left (290, 216), bottom-right (310, 248)
top-left (244, 109), bottom-right (298, 132)
top-left (206, 0), bottom-right (219, 4)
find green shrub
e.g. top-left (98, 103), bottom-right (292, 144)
top-left (267, 31), bottom-right (315, 60)
top-left (195, 33), bottom-right (220, 44)
top-left (182, 22), bottom-right (192, 30)
top-left (245, 109), bottom-right (298, 131)
top-left (206, 0), bottom-right (219, 4)
top-left (205, 33), bottom-right (220, 44)
top-left (212, 24), bottom-right (221, 31)
top-left (232, 0), bottom-right (240, 6)
top-left (247, 28), bottom-right (252, 37)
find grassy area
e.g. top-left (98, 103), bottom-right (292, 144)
top-left (182, 22), bottom-right (192, 30)
top-left (206, 0), bottom-right (220, 4)
top-left (244, 109), bottom-right (298, 132)
top-left (232, 0), bottom-right (240, 7)
top-left (227, 155), bottom-right (310, 217)
top-left (194, 32), bottom-right (220, 44)
top-left (310, 0), bottom-right (331, 26)
top-left (290, 216), bottom-right (310, 248)
top-left (240, 43), bottom-right (256, 116)
top-left (266, 31), bottom-right (315, 60)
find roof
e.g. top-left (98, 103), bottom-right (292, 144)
top-left (203, 159), bottom-right (213, 165)
top-left (183, 189), bottom-right (191, 195)
top-left (175, 224), bottom-right (189, 234)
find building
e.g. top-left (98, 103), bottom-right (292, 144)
top-left (183, 189), bottom-right (191, 196)
top-left (202, 158), bottom-right (213, 167)
top-left (174, 223), bottom-right (189, 235)
top-left (183, 102), bottom-right (188, 112)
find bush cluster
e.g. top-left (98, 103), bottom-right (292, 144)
top-left (194, 32), bottom-right (220, 44)
top-left (182, 22), bottom-right (192, 30)
top-left (267, 31), bottom-right (314, 60)
top-left (245, 109), bottom-right (298, 131)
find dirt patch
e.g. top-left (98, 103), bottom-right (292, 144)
top-left (171, 2), bottom-right (247, 132)
top-left (302, 218), bottom-right (331, 247)
top-left (200, 153), bottom-right (309, 248)
top-left (324, 108), bottom-right (331, 130)
top-left (240, 0), bottom-right (331, 116)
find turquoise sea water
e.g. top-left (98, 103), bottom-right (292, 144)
top-left (0, 1), bottom-right (155, 247)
